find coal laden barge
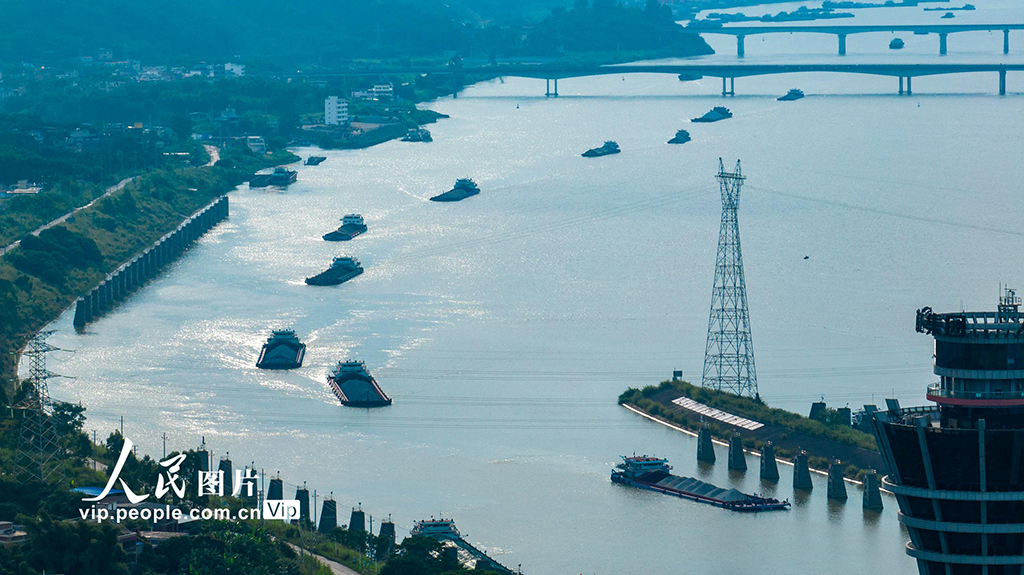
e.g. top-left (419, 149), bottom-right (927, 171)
top-left (611, 455), bottom-right (790, 512)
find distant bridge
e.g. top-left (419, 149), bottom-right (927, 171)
top-left (306, 62), bottom-right (1024, 96)
top-left (696, 23), bottom-right (1024, 57)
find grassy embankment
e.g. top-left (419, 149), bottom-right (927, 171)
top-left (620, 380), bottom-right (880, 478)
top-left (0, 147), bottom-right (296, 395)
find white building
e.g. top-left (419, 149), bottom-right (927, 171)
top-left (371, 83), bottom-right (394, 100)
top-left (246, 136), bottom-right (266, 155)
top-left (325, 96), bottom-right (349, 126)
top-left (224, 63), bottom-right (245, 78)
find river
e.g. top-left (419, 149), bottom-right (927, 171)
top-left (33, 1), bottom-right (1024, 573)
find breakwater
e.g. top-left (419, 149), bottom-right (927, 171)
top-left (72, 196), bottom-right (228, 328)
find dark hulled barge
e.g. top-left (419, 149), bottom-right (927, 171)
top-left (305, 156), bottom-right (327, 166)
top-left (327, 360), bottom-right (392, 407)
top-left (430, 178), bottom-right (480, 202)
top-left (305, 256), bottom-right (363, 286)
top-left (611, 455), bottom-right (789, 512)
top-left (256, 329), bottom-right (306, 369)
top-left (323, 214), bottom-right (367, 241)
top-left (582, 141), bottom-right (620, 157)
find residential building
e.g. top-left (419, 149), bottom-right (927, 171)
top-left (325, 96), bottom-right (349, 126)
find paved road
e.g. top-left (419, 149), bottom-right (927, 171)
top-left (203, 144), bottom-right (220, 167)
top-left (1, 176), bottom-right (135, 256)
top-left (285, 542), bottom-right (361, 575)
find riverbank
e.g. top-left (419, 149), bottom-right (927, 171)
top-left (619, 381), bottom-right (883, 478)
top-left (0, 147), bottom-right (297, 395)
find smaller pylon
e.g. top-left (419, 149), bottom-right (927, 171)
top-left (728, 435), bottom-right (747, 471)
top-left (760, 441), bottom-right (779, 481)
top-left (697, 426), bottom-right (716, 463)
top-left (793, 450), bottom-right (814, 490)
top-left (827, 459), bottom-right (848, 501)
top-left (862, 470), bottom-right (884, 511)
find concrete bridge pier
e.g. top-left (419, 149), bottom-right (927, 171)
top-left (899, 76), bottom-right (913, 95)
top-left (737, 35), bottom-right (745, 58)
top-left (721, 77), bottom-right (735, 96)
top-left (827, 460), bottom-right (848, 501)
top-left (1000, 68), bottom-right (1007, 95)
top-left (838, 34), bottom-right (847, 56)
top-left (728, 435), bottom-right (747, 471)
top-left (697, 426), bottom-right (716, 463)
top-left (545, 78), bottom-right (559, 97)
top-left (939, 33), bottom-right (948, 55)
top-left (793, 450), bottom-right (814, 490)
top-left (760, 441), bottom-right (780, 481)
top-left (1005, 29), bottom-right (1011, 54)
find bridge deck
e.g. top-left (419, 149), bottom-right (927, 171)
top-left (698, 23), bottom-right (1024, 36)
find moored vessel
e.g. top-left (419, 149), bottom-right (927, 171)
top-left (328, 360), bottom-right (392, 407)
top-left (305, 156), bottom-right (326, 166)
top-left (691, 107), bottom-right (733, 123)
top-left (323, 214), bottom-right (367, 241)
top-left (430, 178), bottom-right (480, 202)
top-left (401, 128), bottom-right (433, 142)
top-left (305, 256), bottom-right (363, 286)
top-left (611, 455), bottom-right (790, 512)
top-left (255, 329), bottom-right (306, 369)
top-left (582, 141), bottom-right (620, 157)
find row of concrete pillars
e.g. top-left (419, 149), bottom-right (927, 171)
top-left (72, 196), bottom-right (229, 328)
top-left (736, 30), bottom-right (1011, 58)
top-left (697, 427), bottom-right (884, 510)
top-left (246, 471), bottom-right (395, 548)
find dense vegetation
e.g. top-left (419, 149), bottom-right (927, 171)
top-left (0, 0), bottom-right (711, 70)
top-left (620, 380), bottom-right (879, 476)
top-left (0, 146), bottom-right (295, 389)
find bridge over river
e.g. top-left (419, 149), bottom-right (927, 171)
top-left (303, 62), bottom-right (1024, 96)
top-left (697, 23), bottom-right (1024, 57)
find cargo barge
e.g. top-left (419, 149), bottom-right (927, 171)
top-left (327, 360), bottom-right (392, 407)
top-left (430, 178), bottom-right (480, 202)
top-left (256, 329), bottom-right (306, 369)
top-left (611, 455), bottom-right (789, 512)
top-left (305, 256), bottom-right (363, 286)
top-left (323, 214), bottom-right (367, 241)
top-left (250, 167), bottom-right (298, 188)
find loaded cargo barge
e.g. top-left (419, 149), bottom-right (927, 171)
top-left (611, 455), bottom-right (789, 512)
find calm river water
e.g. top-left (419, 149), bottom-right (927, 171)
top-left (34, 1), bottom-right (1024, 573)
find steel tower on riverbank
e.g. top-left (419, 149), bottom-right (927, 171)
top-left (12, 331), bottom-right (66, 482)
top-left (702, 159), bottom-right (758, 399)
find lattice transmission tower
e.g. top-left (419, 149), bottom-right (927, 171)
top-left (11, 330), bottom-right (67, 482)
top-left (701, 159), bottom-right (758, 398)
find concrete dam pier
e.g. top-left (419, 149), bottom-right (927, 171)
top-left (73, 196), bottom-right (229, 328)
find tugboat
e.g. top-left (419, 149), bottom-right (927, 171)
top-left (430, 178), bottom-right (480, 202)
top-left (582, 141), bottom-right (620, 157)
top-left (323, 214), bottom-right (367, 241)
top-left (255, 329), bottom-right (306, 369)
top-left (327, 360), bottom-right (392, 407)
top-left (777, 88), bottom-right (805, 101)
top-left (401, 128), bottom-right (432, 142)
top-left (889, 38), bottom-right (905, 49)
top-left (691, 107), bottom-right (733, 123)
top-left (268, 166), bottom-right (298, 185)
top-left (305, 156), bottom-right (326, 166)
top-left (611, 455), bottom-right (790, 512)
top-left (305, 256), bottom-right (363, 286)
top-left (667, 129), bottom-right (691, 144)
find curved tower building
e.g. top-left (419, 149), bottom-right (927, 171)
top-left (872, 289), bottom-right (1024, 575)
